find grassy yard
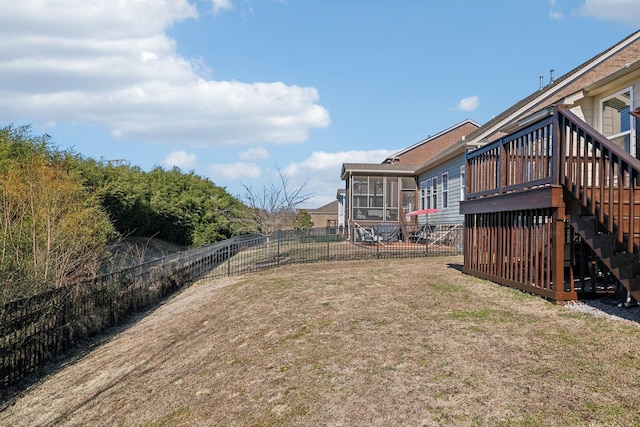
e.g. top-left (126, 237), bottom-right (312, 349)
top-left (2, 256), bottom-right (640, 426)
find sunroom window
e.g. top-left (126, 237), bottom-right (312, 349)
top-left (352, 176), bottom-right (383, 221)
top-left (352, 175), bottom-right (417, 222)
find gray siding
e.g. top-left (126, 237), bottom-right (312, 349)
top-left (417, 154), bottom-right (465, 225)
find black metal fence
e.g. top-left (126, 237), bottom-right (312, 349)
top-left (0, 224), bottom-right (462, 391)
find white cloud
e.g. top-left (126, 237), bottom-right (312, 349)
top-left (575, 0), bottom-right (640, 25)
top-left (549, 10), bottom-right (564, 20)
top-left (548, 0), bottom-right (565, 20)
top-left (163, 150), bottom-right (197, 170)
top-left (210, 0), bottom-right (233, 13)
top-left (453, 96), bottom-right (480, 112)
top-left (208, 162), bottom-right (262, 180)
top-left (0, 1), bottom-right (330, 147)
top-left (238, 147), bottom-right (270, 161)
top-left (283, 149), bottom-right (395, 176)
top-left (208, 149), bottom-right (396, 207)
top-left (282, 149), bottom-right (397, 207)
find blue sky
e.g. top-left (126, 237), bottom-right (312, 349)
top-left (1, 1), bottom-right (639, 208)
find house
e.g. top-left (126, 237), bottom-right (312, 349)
top-left (460, 30), bottom-right (640, 302)
top-left (340, 119), bottom-right (480, 241)
top-left (304, 199), bottom-right (341, 232)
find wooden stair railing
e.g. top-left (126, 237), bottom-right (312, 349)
top-left (566, 201), bottom-right (636, 290)
top-left (557, 107), bottom-right (640, 300)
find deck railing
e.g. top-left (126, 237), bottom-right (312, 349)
top-left (463, 105), bottom-right (640, 300)
top-left (466, 113), bottom-right (557, 199)
top-left (558, 107), bottom-right (640, 253)
top-left (466, 106), bottom-right (640, 253)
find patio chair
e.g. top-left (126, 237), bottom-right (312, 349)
top-left (356, 227), bottom-right (384, 245)
top-left (373, 223), bottom-right (400, 243)
top-left (408, 225), bottom-right (429, 244)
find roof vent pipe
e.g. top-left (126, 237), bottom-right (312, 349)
top-left (539, 75), bottom-right (544, 90)
top-left (549, 69), bottom-right (555, 84)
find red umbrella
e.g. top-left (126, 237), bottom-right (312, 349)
top-left (405, 208), bottom-right (439, 216)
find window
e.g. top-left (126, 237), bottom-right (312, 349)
top-left (442, 172), bottom-right (449, 209)
top-left (601, 88), bottom-right (633, 154)
top-left (352, 176), bottom-right (383, 220)
top-left (431, 177), bottom-right (437, 209)
top-left (370, 176), bottom-right (383, 208)
top-left (419, 180), bottom-right (427, 209)
top-left (425, 180), bottom-right (432, 209)
top-left (352, 176), bottom-right (368, 208)
top-left (460, 166), bottom-right (465, 201)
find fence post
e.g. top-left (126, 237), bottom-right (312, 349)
top-left (277, 231), bottom-right (281, 265)
top-left (227, 242), bottom-right (231, 277)
top-left (425, 227), bottom-right (429, 257)
top-left (327, 238), bottom-right (330, 261)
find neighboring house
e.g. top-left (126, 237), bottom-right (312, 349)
top-left (340, 120), bottom-right (480, 239)
top-left (304, 200), bottom-right (340, 231)
top-left (460, 30), bottom-right (640, 302)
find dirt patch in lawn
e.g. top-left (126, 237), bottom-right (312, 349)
top-left (2, 256), bottom-right (640, 426)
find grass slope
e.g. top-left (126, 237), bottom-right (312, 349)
top-left (2, 256), bottom-right (640, 426)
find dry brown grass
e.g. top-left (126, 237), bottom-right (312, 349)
top-left (2, 256), bottom-right (640, 426)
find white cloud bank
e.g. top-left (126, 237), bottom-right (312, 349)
top-left (238, 147), bottom-right (270, 161)
top-left (283, 149), bottom-right (398, 207)
top-left (283, 149), bottom-right (396, 176)
top-left (206, 148), bottom-right (396, 204)
top-left (0, 1), bottom-right (330, 147)
top-left (208, 162), bottom-right (263, 181)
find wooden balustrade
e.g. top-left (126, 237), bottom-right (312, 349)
top-left (463, 106), bottom-right (640, 301)
top-left (558, 108), bottom-right (640, 253)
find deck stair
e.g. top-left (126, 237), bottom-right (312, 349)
top-left (566, 194), bottom-right (640, 297)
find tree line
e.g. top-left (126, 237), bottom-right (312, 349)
top-left (0, 125), bottom-right (247, 302)
top-left (0, 124), bottom-right (317, 303)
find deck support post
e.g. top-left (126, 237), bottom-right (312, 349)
top-left (551, 207), bottom-right (566, 299)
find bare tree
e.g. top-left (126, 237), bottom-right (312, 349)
top-left (239, 168), bottom-right (312, 236)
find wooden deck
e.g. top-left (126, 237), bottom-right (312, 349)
top-left (462, 106), bottom-right (640, 302)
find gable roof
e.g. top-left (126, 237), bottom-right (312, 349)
top-left (414, 29), bottom-right (640, 176)
top-left (341, 120), bottom-right (481, 180)
top-left (384, 118), bottom-right (481, 162)
top-left (306, 200), bottom-right (339, 215)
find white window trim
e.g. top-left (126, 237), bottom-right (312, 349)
top-left (431, 177), bottom-right (438, 209)
top-left (419, 179), bottom-right (427, 209)
top-left (600, 86), bottom-right (634, 154)
top-left (460, 165), bottom-right (466, 201)
top-left (442, 172), bottom-right (449, 209)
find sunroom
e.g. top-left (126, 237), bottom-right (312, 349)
top-left (341, 163), bottom-right (420, 242)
